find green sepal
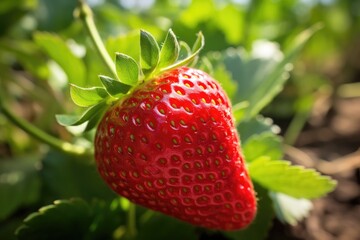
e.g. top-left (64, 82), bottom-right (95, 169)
top-left (56, 101), bottom-right (107, 127)
top-left (178, 41), bottom-right (192, 61)
top-left (84, 105), bottom-right (107, 131)
top-left (70, 84), bottom-right (109, 107)
top-left (160, 32), bottom-right (204, 72)
top-left (158, 29), bottom-right (180, 69)
top-left (140, 30), bottom-right (160, 72)
top-left (115, 53), bottom-right (139, 86)
top-left (99, 75), bottom-right (132, 97)
top-left (191, 31), bottom-right (204, 53)
top-left (249, 157), bottom-right (337, 199)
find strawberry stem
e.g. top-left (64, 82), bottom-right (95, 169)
top-left (0, 103), bottom-right (92, 157)
top-left (127, 203), bottom-right (137, 238)
top-left (77, 0), bottom-right (117, 79)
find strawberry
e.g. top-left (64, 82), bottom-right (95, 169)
top-left (94, 66), bottom-right (257, 230)
top-left (58, 29), bottom-right (257, 231)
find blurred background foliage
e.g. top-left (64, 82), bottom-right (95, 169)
top-left (0, 0), bottom-right (359, 239)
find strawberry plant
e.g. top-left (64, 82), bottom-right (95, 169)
top-left (0, 1), bottom-right (337, 239)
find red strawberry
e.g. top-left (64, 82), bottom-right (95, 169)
top-left (94, 66), bottom-right (257, 230)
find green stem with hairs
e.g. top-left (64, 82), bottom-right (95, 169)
top-left (77, 0), bottom-right (117, 79)
top-left (0, 104), bottom-right (92, 156)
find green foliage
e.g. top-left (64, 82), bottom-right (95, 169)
top-left (70, 85), bottom-right (109, 107)
top-left (209, 25), bottom-right (320, 121)
top-left (237, 116), bottom-right (280, 144)
top-left (34, 32), bottom-right (86, 87)
top-left (158, 29), bottom-right (180, 69)
top-left (137, 212), bottom-right (197, 240)
top-left (0, 155), bottom-right (41, 221)
top-left (160, 32), bottom-right (205, 72)
top-left (40, 150), bottom-right (116, 201)
top-left (115, 53), bottom-right (140, 86)
top-left (140, 30), bottom-right (160, 73)
top-left (99, 75), bottom-right (131, 97)
top-left (243, 132), bottom-right (283, 163)
top-left (16, 198), bottom-right (125, 240)
top-left (55, 100), bottom-right (107, 131)
top-left (249, 157), bottom-right (337, 199)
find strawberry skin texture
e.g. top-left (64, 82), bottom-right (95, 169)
top-left (95, 67), bottom-right (257, 230)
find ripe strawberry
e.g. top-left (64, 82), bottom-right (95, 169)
top-left (94, 66), bottom-right (257, 230)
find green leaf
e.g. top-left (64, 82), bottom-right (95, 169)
top-left (161, 32), bottom-right (205, 72)
top-left (0, 155), bottom-right (41, 221)
top-left (246, 25), bottom-right (321, 118)
top-left (237, 115), bottom-right (280, 144)
top-left (1, 39), bottom-right (50, 80)
top-left (211, 62), bottom-right (237, 101)
top-left (84, 106), bottom-right (107, 132)
top-left (15, 198), bottom-right (125, 240)
top-left (99, 75), bottom-right (132, 97)
top-left (191, 31), bottom-right (204, 53)
top-left (70, 84), bottom-right (108, 107)
top-left (33, 32), bottom-right (86, 86)
top-left (180, 0), bottom-right (215, 28)
top-left (270, 192), bottom-right (313, 226)
top-left (224, 183), bottom-right (274, 240)
top-left (16, 199), bottom-right (91, 240)
top-left (83, 47), bottom-right (110, 87)
top-left (55, 101), bottom-right (107, 127)
top-left (137, 211), bottom-right (197, 240)
top-left (178, 41), bottom-right (191, 61)
top-left (243, 132), bottom-right (283, 163)
top-left (215, 25), bottom-right (320, 121)
top-left (106, 31), bottom-right (140, 63)
top-left (115, 53), bottom-right (139, 86)
top-left (221, 45), bottom-right (284, 120)
top-left (158, 29), bottom-right (180, 69)
top-left (215, 5), bottom-right (243, 44)
top-left (232, 101), bottom-right (249, 122)
top-left (249, 157), bottom-right (337, 199)
top-left (41, 150), bottom-right (116, 201)
top-left (140, 30), bottom-right (160, 71)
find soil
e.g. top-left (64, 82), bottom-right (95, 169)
top-left (267, 97), bottom-right (360, 240)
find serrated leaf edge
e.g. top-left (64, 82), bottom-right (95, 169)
top-left (249, 157), bottom-right (337, 199)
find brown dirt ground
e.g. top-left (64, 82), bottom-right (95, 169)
top-left (268, 97), bottom-right (360, 240)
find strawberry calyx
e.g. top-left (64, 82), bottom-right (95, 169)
top-left (56, 29), bottom-right (205, 131)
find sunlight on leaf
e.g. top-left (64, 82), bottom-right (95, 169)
top-left (115, 53), bottom-right (139, 86)
top-left (158, 29), bottom-right (180, 69)
top-left (99, 75), bottom-right (131, 97)
top-left (33, 32), bottom-right (86, 86)
top-left (140, 29), bottom-right (160, 71)
top-left (16, 198), bottom-right (125, 240)
top-left (243, 132), bottom-right (283, 162)
top-left (70, 85), bottom-right (108, 107)
top-left (56, 101), bottom-right (107, 127)
top-left (160, 32), bottom-right (204, 72)
top-left (270, 192), bottom-right (313, 226)
top-left (249, 157), bottom-right (337, 199)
